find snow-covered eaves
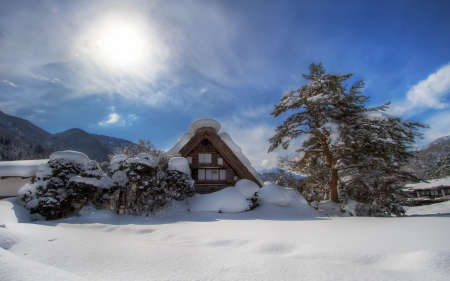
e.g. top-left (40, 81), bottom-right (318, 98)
top-left (165, 119), bottom-right (264, 186)
top-left (0, 159), bottom-right (49, 178)
top-left (218, 132), bottom-right (264, 186)
top-left (403, 177), bottom-right (450, 190)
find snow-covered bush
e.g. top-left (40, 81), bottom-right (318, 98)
top-left (247, 192), bottom-right (260, 211)
top-left (126, 156), bottom-right (165, 215)
top-left (103, 154), bottom-right (195, 216)
top-left (19, 151), bottom-right (105, 220)
top-left (163, 170), bottom-right (195, 201)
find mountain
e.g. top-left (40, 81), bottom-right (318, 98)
top-left (0, 111), bottom-right (67, 160)
top-left (404, 135), bottom-right (450, 180)
top-left (0, 111), bottom-right (136, 163)
top-left (258, 167), bottom-right (304, 183)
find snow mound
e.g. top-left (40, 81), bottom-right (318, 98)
top-left (189, 118), bottom-right (221, 134)
top-left (110, 154), bottom-right (127, 164)
top-left (189, 187), bottom-right (249, 213)
top-left (168, 157), bottom-right (190, 175)
top-left (0, 199), bottom-right (31, 224)
top-left (317, 200), bottom-right (349, 217)
top-left (257, 184), bottom-right (290, 206)
top-left (50, 151), bottom-right (90, 165)
top-left (0, 159), bottom-right (49, 177)
top-left (235, 179), bottom-right (259, 199)
top-left (404, 200), bottom-right (450, 216)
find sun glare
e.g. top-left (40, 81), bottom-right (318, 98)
top-left (78, 12), bottom-right (170, 74)
top-left (96, 23), bottom-right (146, 66)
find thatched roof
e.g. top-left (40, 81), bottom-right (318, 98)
top-left (166, 118), bottom-right (264, 186)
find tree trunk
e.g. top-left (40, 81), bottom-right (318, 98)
top-left (329, 168), bottom-right (339, 203)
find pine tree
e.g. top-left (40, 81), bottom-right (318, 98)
top-left (269, 63), bottom-right (427, 204)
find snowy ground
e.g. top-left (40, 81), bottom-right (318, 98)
top-left (1, 197), bottom-right (450, 280)
top-left (404, 200), bottom-right (450, 216)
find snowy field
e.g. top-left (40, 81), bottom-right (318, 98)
top-left (1, 195), bottom-right (450, 281)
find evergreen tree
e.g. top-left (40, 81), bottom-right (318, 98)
top-left (269, 63), bottom-right (427, 204)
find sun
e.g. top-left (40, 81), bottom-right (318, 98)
top-left (78, 13), bottom-right (169, 73)
top-left (96, 22), bottom-right (147, 67)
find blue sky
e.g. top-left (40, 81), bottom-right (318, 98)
top-left (1, 0), bottom-right (450, 170)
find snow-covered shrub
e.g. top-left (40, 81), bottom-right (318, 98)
top-left (247, 192), bottom-right (260, 211)
top-left (19, 151), bottom-right (106, 220)
top-left (47, 157), bottom-right (82, 185)
top-left (126, 156), bottom-right (165, 215)
top-left (81, 160), bottom-right (103, 179)
top-left (28, 182), bottom-right (67, 220)
top-left (67, 177), bottom-right (103, 209)
top-left (163, 170), bottom-right (195, 201)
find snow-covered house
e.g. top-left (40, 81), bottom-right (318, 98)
top-left (166, 118), bottom-right (263, 194)
top-left (0, 159), bottom-right (48, 198)
top-left (402, 178), bottom-right (450, 203)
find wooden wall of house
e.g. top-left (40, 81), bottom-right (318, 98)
top-left (187, 139), bottom-right (231, 168)
top-left (186, 138), bottom-right (242, 193)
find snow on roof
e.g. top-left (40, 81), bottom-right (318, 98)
top-left (50, 150), bottom-right (90, 165)
top-left (188, 118), bottom-right (221, 134)
top-left (219, 132), bottom-right (264, 186)
top-left (165, 132), bottom-right (193, 156)
top-left (165, 118), bottom-right (263, 186)
top-left (403, 177), bottom-right (450, 190)
top-left (0, 159), bottom-right (49, 177)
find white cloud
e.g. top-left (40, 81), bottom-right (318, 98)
top-left (415, 110), bottom-right (450, 147)
top-left (407, 63), bottom-right (450, 109)
top-left (2, 79), bottom-right (18, 87)
top-left (98, 113), bottom-right (122, 126)
top-left (220, 119), bottom-right (306, 171)
top-left (387, 63), bottom-right (450, 118)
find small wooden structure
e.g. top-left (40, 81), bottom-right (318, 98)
top-left (402, 178), bottom-right (450, 205)
top-left (167, 119), bottom-right (263, 194)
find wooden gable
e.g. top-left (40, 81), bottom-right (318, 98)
top-left (178, 128), bottom-right (262, 193)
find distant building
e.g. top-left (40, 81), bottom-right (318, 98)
top-left (402, 177), bottom-right (450, 204)
top-left (166, 118), bottom-right (263, 194)
top-left (0, 159), bottom-right (48, 198)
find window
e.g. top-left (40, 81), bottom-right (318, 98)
top-left (218, 158), bottom-right (223, 165)
top-left (212, 170), bottom-right (219, 180)
top-left (220, 170), bottom-right (226, 180)
top-left (198, 169), bottom-right (205, 180)
top-left (199, 153), bottom-right (211, 163)
top-left (187, 157), bottom-right (192, 164)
